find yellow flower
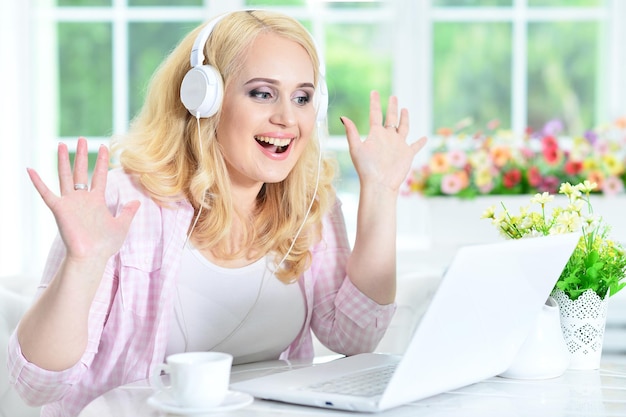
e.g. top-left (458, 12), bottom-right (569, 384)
top-left (493, 212), bottom-right (509, 228)
top-left (584, 155), bottom-right (602, 170)
top-left (577, 180), bottom-right (598, 194)
top-left (602, 154), bottom-right (624, 176)
top-left (566, 199), bottom-right (584, 214)
top-left (468, 149), bottom-right (490, 168)
top-left (581, 213), bottom-right (600, 231)
top-left (474, 167), bottom-right (494, 188)
top-left (520, 210), bottom-right (541, 230)
top-left (570, 137), bottom-right (592, 161)
top-left (530, 192), bottom-right (554, 205)
top-left (481, 205), bottom-right (496, 219)
top-left (558, 182), bottom-right (580, 199)
top-left (553, 211), bottom-right (582, 234)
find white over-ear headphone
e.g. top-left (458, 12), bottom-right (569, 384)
top-left (179, 10), bottom-right (328, 124)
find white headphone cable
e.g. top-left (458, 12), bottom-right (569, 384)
top-left (183, 115), bottom-right (204, 249)
top-left (176, 120), bottom-right (323, 352)
top-left (202, 137), bottom-right (322, 351)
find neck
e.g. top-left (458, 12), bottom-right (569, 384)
top-left (231, 182), bottom-right (264, 217)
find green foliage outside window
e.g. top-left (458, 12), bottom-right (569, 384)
top-left (325, 24), bottom-right (392, 136)
top-left (433, 22), bottom-right (512, 132)
top-left (58, 22), bottom-right (113, 137)
top-left (324, 23), bottom-right (392, 194)
top-left (433, 20), bottom-right (599, 136)
top-left (527, 22), bottom-right (598, 135)
top-left (128, 21), bottom-right (201, 120)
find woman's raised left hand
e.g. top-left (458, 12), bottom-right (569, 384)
top-left (340, 91), bottom-right (426, 193)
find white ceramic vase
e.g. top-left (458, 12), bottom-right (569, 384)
top-left (500, 296), bottom-right (570, 379)
top-left (551, 288), bottom-right (609, 370)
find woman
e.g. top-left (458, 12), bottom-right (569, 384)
top-left (8, 9), bottom-right (426, 417)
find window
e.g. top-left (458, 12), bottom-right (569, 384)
top-left (1, 0), bottom-right (624, 276)
top-left (428, 0), bottom-right (613, 136)
top-left (52, 0), bottom-right (623, 183)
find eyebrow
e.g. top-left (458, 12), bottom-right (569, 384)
top-left (244, 78), bottom-right (315, 89)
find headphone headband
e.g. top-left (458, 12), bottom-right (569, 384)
top-left (180, 10), bottom-right (328, 123)
top-left (189, 14), bottom-right (226, 69)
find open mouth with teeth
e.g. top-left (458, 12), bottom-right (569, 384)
top-left (255, 135), bottom-right (293, 154)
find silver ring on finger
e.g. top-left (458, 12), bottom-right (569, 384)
top-left (385, 124), bottom-right (398, 129)
top-left (74, 183), bottom-right (89, 191)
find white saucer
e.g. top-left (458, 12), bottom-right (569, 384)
top-left (147, 390), bottom-right (253, 414)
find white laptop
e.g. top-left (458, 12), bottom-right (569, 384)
top-left (231, 233), bottom-right (580, 413)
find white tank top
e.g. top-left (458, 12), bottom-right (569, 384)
top-left (166, 244), bottom-right (305, 364)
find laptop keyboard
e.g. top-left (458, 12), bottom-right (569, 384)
top-left (304, 363), bottom-right (397, 397)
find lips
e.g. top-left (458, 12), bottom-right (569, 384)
top-left (255, 135), bottom-right (293, 154)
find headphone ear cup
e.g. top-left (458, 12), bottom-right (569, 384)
top-left (315, 77), bottom-right (329, 125)
top-left (180, 65), bottom-right (224, 118)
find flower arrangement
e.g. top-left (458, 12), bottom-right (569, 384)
top-left (481, 181), bottom-right (626, 301)
top-left (405, 117), bottom-right (626, 198)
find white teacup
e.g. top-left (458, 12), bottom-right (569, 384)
top-left (151, 351), bottom-right (233, 408)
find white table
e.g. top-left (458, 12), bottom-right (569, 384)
top-left (79, 355), bottom-right (626, 417)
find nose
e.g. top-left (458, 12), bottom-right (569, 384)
top-left (270, 98), bottom-right (296, 127)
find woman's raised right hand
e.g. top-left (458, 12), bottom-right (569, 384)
top-left (27, 137), bottom-right (140, 263)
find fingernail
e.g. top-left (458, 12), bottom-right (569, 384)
top-left (339, 117), bottom-right (345, 125)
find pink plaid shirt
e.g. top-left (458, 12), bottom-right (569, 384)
top-left (7, 168), bottom-right (396, 417)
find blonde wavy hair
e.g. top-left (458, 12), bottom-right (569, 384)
top-left (111, 10), bottom-right (337, 283)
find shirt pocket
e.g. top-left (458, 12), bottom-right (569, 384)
top-left (118, 241), bottom-right (163, 317)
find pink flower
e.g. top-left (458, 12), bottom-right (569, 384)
top-left (447, 149), bottom-right (468, 168)
top-left (441, 173), bottom-right (465, 195)
top-left (542, 119), bottom-right (563, 136)
top-left (487, 119), bottom-right (500, 131)
top-left (593, 139), bottom-right (609, 155)
top-left (520, 146), bottom-right (535, 159)
top-left (602, 176), bottom-right (623, 196)
top-left (478, 181), bottom-right (495, 194)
